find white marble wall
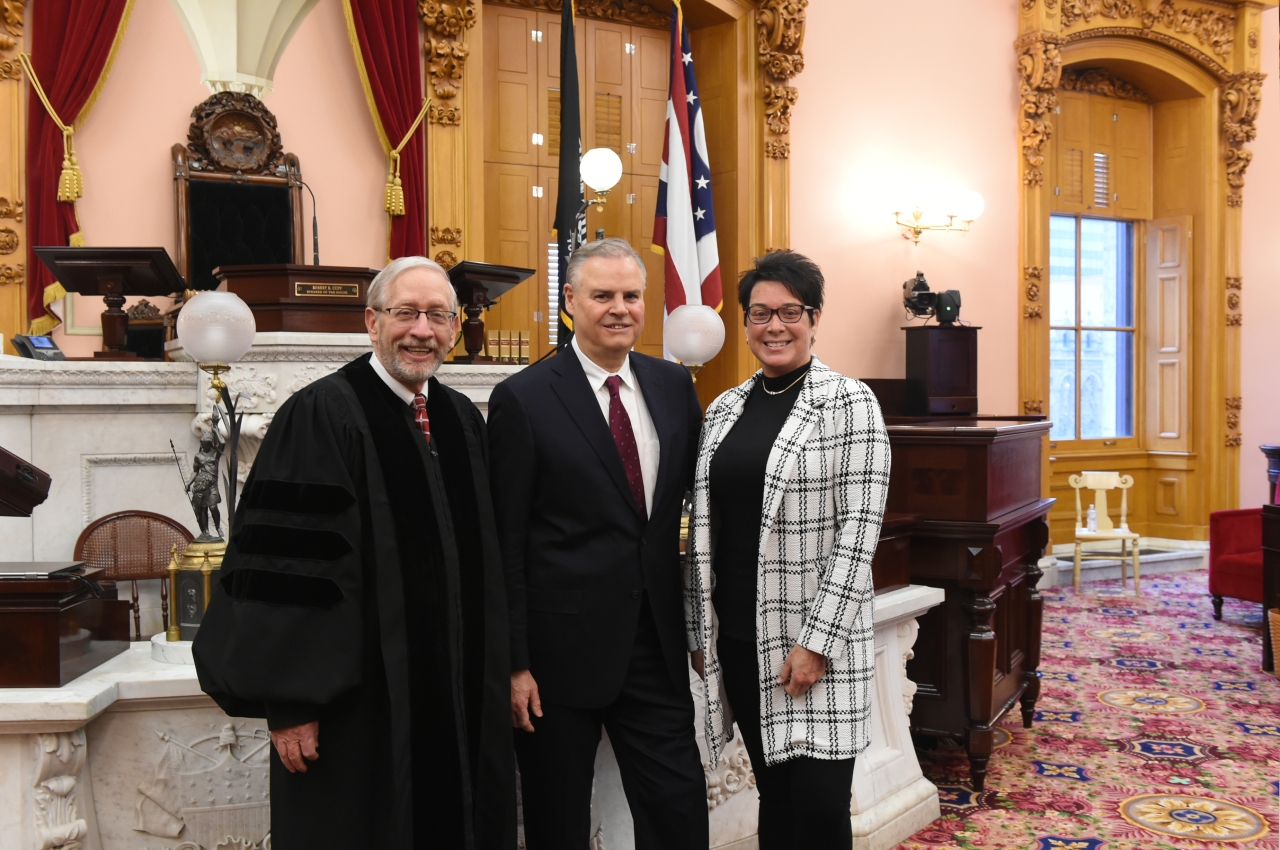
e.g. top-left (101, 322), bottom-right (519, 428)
top-left (0, 335), bottom-right (520, 581)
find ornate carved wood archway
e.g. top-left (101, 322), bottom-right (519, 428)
top-left (1017, 0), bottom-right (1273, 534)
top-left (418, 0), bottom-right (806, 399)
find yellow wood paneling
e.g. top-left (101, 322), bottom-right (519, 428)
top-left (485, 8), bottom-right (538, 166)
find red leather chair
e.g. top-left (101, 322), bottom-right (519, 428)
top-left (1209, 508), bottom-right (1264, 620)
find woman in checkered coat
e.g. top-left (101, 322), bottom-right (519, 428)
top-left (684, 251), bottom-right (890, 849)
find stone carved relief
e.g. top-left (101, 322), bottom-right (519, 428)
top-left (1060, 67), bottom-right (1150, 101)
top-left (217, 366), bottom-right (279, 412)
top-left (287, 364), bottom-right (340, 395)
top-left (185, 93), bottom-right (285, 176)
top-left (897, 618), bottom-right (922, 716)
top-left (135, 723), bottom-right (271, 850)
top-left (34, 730), bottom-right (89, 850)
top-left (431, 226), bottom-right (464, 245)
top-left (421, 0), bottom-right (477, 122)
top-left (1059, 0), bottom-right (1235, 59)
top-left (1016, 33), bottom-right (1063, 187)
top-left (705, 739), bottom-right (757, 810)
top-left (758, 0), bottom-right (806, 141)
top-left (1222, 71), bottom-right (1264, 206)
top-left (0, 367), bottom-right (195, 386)
top-left (0, 262), bottom-right (22, 287)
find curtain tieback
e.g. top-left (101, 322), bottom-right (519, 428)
top-left (18, 53), bottom-right (83, 203)
top-left (385, 97), bottom-right (432, 217)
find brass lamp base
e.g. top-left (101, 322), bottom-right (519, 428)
top-left (166, 538), bottom-right (226, 641)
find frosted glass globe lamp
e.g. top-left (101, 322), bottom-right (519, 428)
top-left (580, 147), bottom-right (623, 212)
top-left (176, 291), bottom-right (257, 394)
top-left (664, 304), bottom-right (725, 381)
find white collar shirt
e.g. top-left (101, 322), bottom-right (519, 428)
top-left (370, 352), bottom-right (426, 406)
top-left (572, 336), bottom-right (659, 517)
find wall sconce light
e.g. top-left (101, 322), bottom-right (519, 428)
top-left (894, 189), bottom-right (985, 244)
top-left (580, 147), bottom-right (623, 212)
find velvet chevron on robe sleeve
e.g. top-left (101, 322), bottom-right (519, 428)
top-left (195, 380), bottom-right (366, 722)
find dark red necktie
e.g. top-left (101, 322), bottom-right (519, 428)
top-left (412, 393), bottom-right (432, 445)
top-left (605, 376), bottom-right (646, 515)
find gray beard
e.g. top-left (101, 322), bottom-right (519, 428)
top-left (376, 334), bottom-right (445, 386)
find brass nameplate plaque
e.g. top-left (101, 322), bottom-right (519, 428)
top-left (295, 282), bottom-right (361, 298)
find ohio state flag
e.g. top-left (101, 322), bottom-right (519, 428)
top-left (652, 5), bottom-right (722, 315)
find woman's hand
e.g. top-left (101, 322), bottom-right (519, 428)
top-left (779, 644), bottom-right (826, 697)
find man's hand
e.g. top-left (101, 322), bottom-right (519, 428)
top-left (690, 649), bottom-right (705, 679)
top-left (271, 721), bottom-right (320, 773)
top-left (511, 669), bottom-right (543, 732)
top-left (779, 645), bottom-right (826, 698)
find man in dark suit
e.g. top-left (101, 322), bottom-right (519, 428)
top-left (488, 238), bottom-right (707, 849)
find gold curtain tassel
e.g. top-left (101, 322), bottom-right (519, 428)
top-left (385, 152), bottom-right (405, 217)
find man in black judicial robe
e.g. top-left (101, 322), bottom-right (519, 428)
top-left (488, 238), bottom-right (708, 849)
top-left (193, 257), bottom-right (515, 850)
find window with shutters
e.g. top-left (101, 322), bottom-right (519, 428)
top-left (1048, 214), bottom-right (1136, 441)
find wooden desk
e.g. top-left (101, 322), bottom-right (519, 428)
top-left (0, 568), bottom-right (130, 687)
top-left (887, 418), bottom-right (1053, 791)
top-left (1262, 504), bottom-right (1280, 672)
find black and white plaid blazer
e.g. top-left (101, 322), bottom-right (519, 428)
top-left (684, 357), bottom-right (890, 764)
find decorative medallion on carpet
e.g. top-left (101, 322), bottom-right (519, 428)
top-left (897, 571), bottom-right (1279, 849)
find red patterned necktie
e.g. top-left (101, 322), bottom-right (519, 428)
top-left (605, 375), bottom-right (646, 515)
top-left (412, 393), bottom-right (432, 445)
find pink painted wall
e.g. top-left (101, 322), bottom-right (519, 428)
top-left (1240, 9), bottom-right (1280, 508)
top-left (55, 0), bottom-right (386, 356)
top-left (790, 0), bottom-right (1022, 415)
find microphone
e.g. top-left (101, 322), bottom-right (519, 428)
top-left (297, 175), bottom-right (320, 266)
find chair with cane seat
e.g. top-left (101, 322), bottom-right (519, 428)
top-left (73, 511), bottom-right (194, 640)
top-left (1069, 471), bottom-right (1141, 595)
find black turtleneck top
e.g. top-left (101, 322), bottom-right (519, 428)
top-left (708, 359), bottom-right (811, 642)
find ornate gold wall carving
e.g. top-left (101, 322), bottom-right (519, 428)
top-left (1221, 71), bottom-right (1264, 207)
top-left (1024, 265), bottom-right (1043, 301)
top-left (434, 250), bottom-right (459, 269)
top-left (421, 1), bottom-right (477, 117)
top-left (1023, 400), bottom-right (1044, 414)
top-left (1059, 0), bottom-right (1235, 59)
top-left (1224, 396), bottom-right (1241, 447)
top-left (1016, 34), bottom-right (1062, 187)
top-left (431, 226), bottom-right (463, 245)
top-left (0, 196), bottom-right (20, 221)
top-left (764, 140), bottom-right (789, 159)
top-left (0, 263), bottom-right (21, 286)
top-left (763, 83), bottom-right (797, 134)
top-left (1060, 67), bottom-right (1150, 101)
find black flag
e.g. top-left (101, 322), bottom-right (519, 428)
top-left (554, 0), bottom-right (585, 349)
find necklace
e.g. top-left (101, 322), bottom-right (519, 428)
top-left (761, 367), bottom-right (809, 396)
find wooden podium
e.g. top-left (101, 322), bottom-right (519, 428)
top-left (214, 264), bottom-right (378, 333)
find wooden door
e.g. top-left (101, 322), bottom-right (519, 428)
top-left (485, 7), bottom-right (538, 167)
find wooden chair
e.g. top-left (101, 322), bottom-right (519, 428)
top-left (73, 511), bottom-right (194, 641)
top-left (1069, 471), bottom-right (1141, 595)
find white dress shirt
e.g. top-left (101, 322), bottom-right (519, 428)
top-left (572, 336), bottom-right (659, 517)
top-left (370, 352), bottom-right (426, 406)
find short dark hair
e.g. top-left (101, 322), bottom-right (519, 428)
top-left (737, 250), bottom-right (824, 321)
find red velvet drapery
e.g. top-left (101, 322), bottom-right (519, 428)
top-left (344, 0), bottom-right (426, 260)
top-left (26, 0), bottom-right (133, 333)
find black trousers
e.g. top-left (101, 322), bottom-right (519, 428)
top-left (516, 598), bottom-right (708, 850)
top-left (717, 637), bottom-right (856, 850)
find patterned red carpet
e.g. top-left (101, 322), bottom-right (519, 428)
top-left (897, 570), bottom-right (1280, 849)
